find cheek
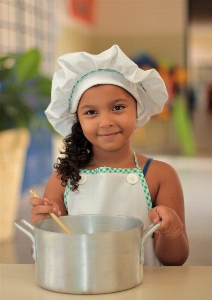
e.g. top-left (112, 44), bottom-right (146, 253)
top-left (127, 106), bottom-right (137, 128)
top-left (78, 114), bottom-right (86, 129)
top-left (134, 103), bottom-right (137, 119)
top-left (79, 119), bottom-right (95, 139)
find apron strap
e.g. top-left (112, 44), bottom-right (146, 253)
top-left (133, 152), bottom-right (140, 168)
top-left (143, 158), bottom-right (153, 177)
top-left (133, 152), bottom-right (153, 177)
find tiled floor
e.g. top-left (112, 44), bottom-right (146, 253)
top-left (0, 110), bottom-right (212, 265)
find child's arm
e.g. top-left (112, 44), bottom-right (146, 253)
top-left (29, 172), bottom-right (67, 225)
top-left (147, 161), bottom-right (189, 266)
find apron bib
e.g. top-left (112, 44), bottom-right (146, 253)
top-left (64, 153), bottom-right (159, 265)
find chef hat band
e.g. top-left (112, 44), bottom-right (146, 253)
top-left (68, 68), bottom-right (145, 114)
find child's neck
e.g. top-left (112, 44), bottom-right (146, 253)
top-left (88, 147), bottom-right (136, 169)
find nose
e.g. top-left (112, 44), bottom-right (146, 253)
top-left (99, 112), bottom-right (115, 128)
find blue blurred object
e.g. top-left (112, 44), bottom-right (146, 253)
top-left (0, 80), bottom-right (7, 92)
top-left (22, 126), bottom-right (53, 192)
top-left (131, 52), bottom-right (157, 69)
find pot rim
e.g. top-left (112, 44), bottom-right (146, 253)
top-left (34, 214), bottom-right (144, 236)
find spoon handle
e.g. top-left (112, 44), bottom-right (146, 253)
top-left (30, 189), bottom-right (71, 234)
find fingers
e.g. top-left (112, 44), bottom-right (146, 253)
top-left (29, 196), bottom-right (44, 206)
top-left (149, 206), bottom-right (183, 240)
top-left (31, 202), bottom-right (59, 215)
top-left (31, 213), bottom-right (51, 225)
top-left (29, 197), bottom-right (55, 207)
top-left (29, 196), bottom-right (61, 225)
top-left (148, 208), bottom-right (161, 225)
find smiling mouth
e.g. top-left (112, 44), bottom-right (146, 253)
top-left (98, 131), bottom-right (121, 137)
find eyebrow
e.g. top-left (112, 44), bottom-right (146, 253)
top-left (79, 98), bottom-right (128, 110)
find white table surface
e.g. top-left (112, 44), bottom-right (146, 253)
top-left (0, 264), bottom-right (212, 300)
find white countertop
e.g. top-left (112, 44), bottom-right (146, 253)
top-left (1, 264), bottom-right (212, 300)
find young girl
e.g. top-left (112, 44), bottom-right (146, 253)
top-left (29, 45), bottom-right (189, 266)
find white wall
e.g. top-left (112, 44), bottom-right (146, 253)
top-left (188, 21), bottom-right (212, 110)
top-left (189, 22), bottom-right (212, 67)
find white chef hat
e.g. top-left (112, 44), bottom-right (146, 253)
top-left (45, 45), bottom-right (168, 137)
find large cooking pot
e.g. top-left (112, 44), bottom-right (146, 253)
top-left (14, 215), bottom-right (161, 294)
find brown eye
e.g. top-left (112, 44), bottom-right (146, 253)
top-left (85, 110), bottom-right (97, 115)
top-left (112, 105), bottom-right (125, 111)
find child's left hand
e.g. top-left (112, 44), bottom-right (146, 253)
top-left (148, 206), bottom-right (183, 240)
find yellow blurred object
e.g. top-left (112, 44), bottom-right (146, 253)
top-left (157, 58), bottom-right (173, 72)
top-left (0, 129), bottom-right (30, 242)
top-left (131, 118), bottom-right (171, 150)
top-left (131, 127), bottom-right (146, 148)
top-left (157, 67), bottom-right (175, 104)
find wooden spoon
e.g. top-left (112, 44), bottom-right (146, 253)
top-left (30, 189), bottom-right (71, 234)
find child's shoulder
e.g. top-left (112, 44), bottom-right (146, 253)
top-left (136, 152), bottom-right (181, 202)
top-left (136, 152), bottom-right (178, 179)
top-left (45, 171), bottom-right (66, 196)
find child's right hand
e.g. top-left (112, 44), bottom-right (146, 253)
top-left (29, 197), bottom-right (61, 225)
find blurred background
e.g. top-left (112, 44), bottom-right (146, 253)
top-left (0, 0), bottom-right (211, 265)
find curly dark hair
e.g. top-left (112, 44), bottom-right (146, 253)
top-left (54, 120), bottom-right (93, 191)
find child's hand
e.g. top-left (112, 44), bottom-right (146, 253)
top-left (148, 206), bottom-right (183, 240)
top-left (29, 197), bottom-right (61, 225)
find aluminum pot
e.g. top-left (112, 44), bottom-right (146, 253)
top-left (14, 215), bottom-right (161, 294)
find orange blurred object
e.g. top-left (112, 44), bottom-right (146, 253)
top-left (69, 0), bottom-right (96, 24)
top-left (173, 67), bottom-right (187, 87)
top-left (155, 105), bottom-right (171, 120)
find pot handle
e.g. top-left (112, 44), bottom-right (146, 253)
top-left (13, 218), bottom-right (37, 261)
top-left (140, 221), bottom-right (161, 264)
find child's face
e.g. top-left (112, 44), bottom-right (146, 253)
top-left (77, 84), bottom-right (137, 153)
